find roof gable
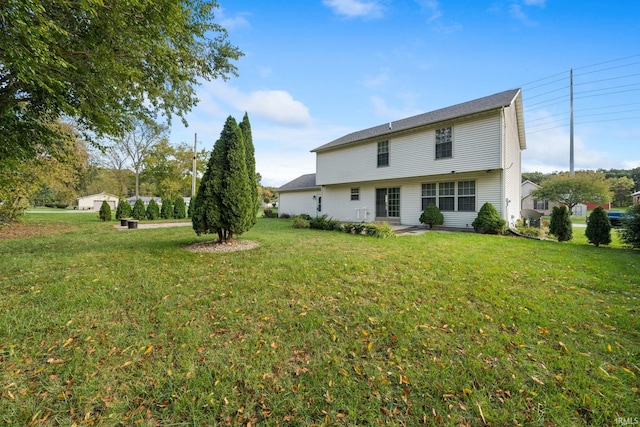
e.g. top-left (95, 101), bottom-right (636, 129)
top-left (278, 173), bottom-right (318, 192)
top-left (312, 88), bottom-right (522, 153)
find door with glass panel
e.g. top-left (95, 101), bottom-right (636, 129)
top-left (375, 187), bottom-right (400, 220)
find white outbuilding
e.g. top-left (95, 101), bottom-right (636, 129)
top-left (76, 192), bottom-right (120, 211)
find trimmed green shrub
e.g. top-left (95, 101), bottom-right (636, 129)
top-left (585, 206), bottom-right (611, 247)
top-left (98, 200), bottom-right (111, 221)
top-left (263, 209), bottom-right (277, 218)
top-left (173, 196), bottom-right (187, 219)
top-left (131, 198), bottom-right (146, 220)
top-left (146, 199), bottom-right (160, 220)
top-left (115, 199), bottom-right (131, 219)
top-left (619, 204), bottom-right (640, 248)
top-left (472, 202), bottom-right (506, 234)
top-left (292, 215), bottom-right (310, 229)
top-left (298, 213), bottom-right (312, 220)
top-left (419, 204), bottom-right (444, 229)
top-left (364, 222), bottom-right (396, 238)
top-left (160, 198), bottom-right (173, 219)
top-left (549, 205), bottom-right (572, 242)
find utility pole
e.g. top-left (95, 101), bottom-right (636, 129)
top-left (570, 68), bottom-right (574, 176)
top-left (192, 133), bottom-right (197, 197)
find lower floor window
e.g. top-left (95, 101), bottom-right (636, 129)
top-left (422, 180), bottom-right (476, 212)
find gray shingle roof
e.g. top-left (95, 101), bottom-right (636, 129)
top-left (277, 173), bottom-right (318, 192)
top-left (312, 88), bottom-right (522, 153)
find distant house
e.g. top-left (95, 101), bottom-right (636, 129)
top-left (76, 192), bottom-right (119, 211)
top-left (279, 89), bottom-right (526, 228)
top-left (521, 180), bottom-right (557, 215)
top-left (632, 191), bottom-right (640, 205)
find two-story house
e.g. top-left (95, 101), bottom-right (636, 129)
top-left (278, 88), bottom-right (526, 229)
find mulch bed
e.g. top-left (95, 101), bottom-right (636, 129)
top-left (183, 239), bottom-right (259, 253)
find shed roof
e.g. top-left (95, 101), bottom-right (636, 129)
top-left (312, 88), bottom-right (524, 153)
top-left (278, 173), bottom-right (318, 192)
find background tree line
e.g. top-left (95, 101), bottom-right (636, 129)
top-left (523, 168), bottom-right (640, 208)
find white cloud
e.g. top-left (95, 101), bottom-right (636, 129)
top-left (361, 69), bottom-right (390, 89)
top-left (523, 0), bottom-right (546, 6)
top-left (217, 8), bottom-right (251, 31)
top-left (417, 0), bottom-right (462, 34)
top-left (203, 82), bottom-right (312, 127)
top-left (370, 95), bottom-right (422, 121)
top-left (322, 0), bottom-right (385, 19)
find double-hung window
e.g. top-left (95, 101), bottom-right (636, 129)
top-left (421, 183), bottom-right (436, 210)
top-left (457, 181), bottom-right (476, 211)
top-left (351, 188), bottom-right (360, 201)
top-left (438, 182), bottom-right (455, 211)
top-left (377, 141), bottom-right (389, 167)
top-left (435, 127), bottom-right (452, 159)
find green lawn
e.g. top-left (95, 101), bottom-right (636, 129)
top-left (1, 213), bottom-right (638, 425)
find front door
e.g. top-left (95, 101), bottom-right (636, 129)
top-left (375, 187), bottom-right (400, 220)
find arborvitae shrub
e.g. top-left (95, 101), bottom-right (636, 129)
top-left (187, 199), bottom-right (193, 218)
top-left (585, 206), bottom-right (611, 247)
top-left (472, 202), bottom-right (506, 234)
top-left (549, 205), bottom-right (573, 242)
top-left (146, 199), bottom-right (160, 220)
top-left (173, 196), bottom-right (187, 219)
top-left (619, 204), bottom-right (640, 248)
top-left (419, 205), bottom-right (444, 229)
top-left (131, 198), bottom-right (146, 220)
top-left (98, 200), bottom-right (111, 221)
top-left (115, 199), bottom-right (131, 219)
top-left (160, 198), bottom-right (173, 219)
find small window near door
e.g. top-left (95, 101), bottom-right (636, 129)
top-left (351, 188), bottom-right (360, 201)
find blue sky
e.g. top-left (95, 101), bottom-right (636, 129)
top-left (169, 0), bottom-right (640, 187)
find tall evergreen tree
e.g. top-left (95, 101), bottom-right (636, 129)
top-left (549, 206), bottom-right (573, 242)
top-left (239, 112), bottom-right (259, 227)
top-left (585, 206), bottom-right (611, 247)
top-left (192, 116), bottom-right (254, 242)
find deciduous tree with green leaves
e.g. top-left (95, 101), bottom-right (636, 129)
top-left (0, 0), bottom-right (242, 164)
top-left (192, 116), bottom-right (254, 242)
top-left (531, 171), bottom-right (611, 215)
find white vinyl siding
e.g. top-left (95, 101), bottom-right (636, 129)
top-left (503, 103), bottom-right (523, 226)
top-left (316, 114), bottom-right (502, 186)
top-left (278, 190), bottom-right (319, 217)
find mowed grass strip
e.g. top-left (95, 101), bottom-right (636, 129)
top-left (0, 213), bottom-right (638, 426)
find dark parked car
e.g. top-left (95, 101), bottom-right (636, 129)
top-left (606, 212), bottom-right (631, 227)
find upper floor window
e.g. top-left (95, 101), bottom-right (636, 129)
top-left (351, 188), bottom-right (360, 201)
top-left (377, 140), bottom-right (389, 167)
top-left (435, 127), bottom-right (452, 159)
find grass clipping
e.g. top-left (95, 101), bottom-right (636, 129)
top-left (184, 239), bottom-right (259, 253)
